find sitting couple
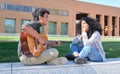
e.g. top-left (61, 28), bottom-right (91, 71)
top-left (18, 8), bottom-right (105, 65)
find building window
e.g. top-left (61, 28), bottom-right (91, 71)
top-left (6, 4), bottom-right (14, 10)
top-left (49, 9), bottom-right (58, 15)
top-left (61, 23), bottom-right (68, 35)
top-left (0, 2), bottom-right (69, 16)
top-left (112, 16), bottom-right (116, 36)
top-left (32, 7), bottom-right (37, 12)
top-left (58, 10), bottom-right (62, 16)
top-left (119, 18), bottom-right (120, 36)
top-left (21, 19), bottom-right (30, 31)
top-left (104, 16), bottom-right (108, 36)
top-left (22, 6), bottom-right (32, 12)
top-left (49, 9), bottom-right (69, 16)
top-left (21, 19), bottom-right (30, 25)
top-left (39, 26), bottom-right (44, 33)
top-left (96, 15), bottom-right (101, 22)
top-left (0, 3), bottom-right (5, 10)
top-left (61, 10), bottom-right (69, 16)
top-left (58, 10), bottom-right (69, 16)
top-left (5, 18), bottom-right (16, 33)
top-left (49, 22), bottom-right (56, 35)
top-left (15, 5), bottom-right (22, 11)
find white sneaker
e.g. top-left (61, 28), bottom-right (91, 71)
top-left (47, 57), bottom-right (68, 65)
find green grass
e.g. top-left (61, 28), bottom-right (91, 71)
top-left (0, 35), bottom-right (73, 41)
top-left (0, 36), bottom-right (120, 63)
top-left (0, 41), bottom-right (71, 63)
top-left (0, 36), bottom-right (19, 41)
top-left (103, 41), bottom-right (120, 58)
top-left (0, 42), bottom-right (19, 62)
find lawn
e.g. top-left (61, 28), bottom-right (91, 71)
top-left (0, 36), bottom-right (120, 63)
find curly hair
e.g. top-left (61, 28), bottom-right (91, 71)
top-left (78, 17), bottom-right (102, 38)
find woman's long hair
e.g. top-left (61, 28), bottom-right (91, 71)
top-left (78, 17), bottom-right (102, 38)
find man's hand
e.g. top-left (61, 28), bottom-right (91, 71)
top-left (37, 37), bottom-right (46, 45)
top-left (57, 40), bottom-right (61, 46)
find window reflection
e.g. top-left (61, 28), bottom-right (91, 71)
top-left (15, 5), bottom-right (22, 11)
top-left (5, 18), bottom-right (16, 33)
top-left (22, 6), bottom-right (32, 12)
top-left (49, 22), bottom-right (56, 35)
top-left (0, 2), bottom-right (69, 16)
top-left (6, 4), bottom-right (14, 10)
top-left (61, 22), bottom-right (68, 35)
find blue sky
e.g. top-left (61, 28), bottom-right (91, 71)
top-left (78, 0), bottom-right (120, 8)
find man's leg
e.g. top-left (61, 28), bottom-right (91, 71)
top-left (47, 57), bottom-right (67, 65)
top-left (19, 48), bottom-right (58, 65)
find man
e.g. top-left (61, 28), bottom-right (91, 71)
top-left (18, 8), bottom-right (67, 65)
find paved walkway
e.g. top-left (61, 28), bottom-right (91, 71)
top-left (1, 58), bottom-right (120, 74)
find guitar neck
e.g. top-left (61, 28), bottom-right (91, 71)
top-left (46, 41), bottom-right (59, 47)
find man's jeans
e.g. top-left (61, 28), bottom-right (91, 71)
top-left (70, 43), bottom-right (103, 62)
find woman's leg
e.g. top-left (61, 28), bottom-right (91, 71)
top-left (66, 43), bottom-right (83, 60)
top-left (70, 43), bottom-right (83, 53)
top-left (79, 45), bottom-right (103, 62)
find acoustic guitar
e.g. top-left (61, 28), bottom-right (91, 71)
top-left (20, 32), bottom-right (60, 58)
top-left (20, 32), bottom-right (48, 57)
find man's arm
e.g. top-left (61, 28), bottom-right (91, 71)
top-left (22, 25), bottom-right (46, 44)
top-left (46, 40), bottom-right (61, 47)
top-left (22, 25), bottom-right (47, 57)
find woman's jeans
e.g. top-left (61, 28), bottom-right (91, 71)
top-left (70, 43), bottom-right (103, 62)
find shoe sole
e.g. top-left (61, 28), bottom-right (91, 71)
top-left (74, 58), bottom-right (87, 64)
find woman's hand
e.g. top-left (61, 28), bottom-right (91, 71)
top-left (81, 20), bottom-right (89, 32)
top-left (73, 52), bottom-right (79, 57)
top-left (82, 27), bottom-right (86, 32)
top-left (78, 34), bottom-right (82, 39)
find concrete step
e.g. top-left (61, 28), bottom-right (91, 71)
top-left (1, 58), bottom-right (120, 74)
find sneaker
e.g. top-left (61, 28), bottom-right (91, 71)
top-left (47, 57), bottom-right (68, 65)
top-left (74, 57), bottom-right (87, 64)
top-left (65, 54), bottom-right (76, 60)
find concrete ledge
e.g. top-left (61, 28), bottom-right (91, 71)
top-left (1, 58), bottom-right (120, 74)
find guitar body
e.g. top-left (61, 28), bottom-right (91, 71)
top-left (20, 32), bottom-right (48, 58)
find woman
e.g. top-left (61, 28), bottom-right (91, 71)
top-left (66, 17), bottom-right (106, 64)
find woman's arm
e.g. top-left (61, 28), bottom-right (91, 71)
top-left (72, 35), bottom-right (82, 44)
top-left (82, 31), bottom-right (100, 45)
